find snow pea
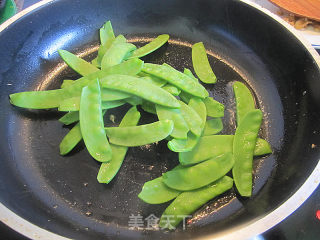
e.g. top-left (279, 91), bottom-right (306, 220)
top-left (58, 97), bottom-right (81, 111)
top-left (59, 123), bottom-right (82, 155)
top-left (163, 153), bottom-right (233, 191)
top-left (141, 101), bottom-right (156, 114)
top-left (105, 120), bottom-right (174, 147)
top-left (203, 118), bottom-right (223, 136)
top-left (10, 89), bottom-right (66, 109)
top-left (60, 80), bottom-right (75, 89)
top-left (100, 21), bottom-right (115, 46)
top-left (254, 138), bottom-right (272, 155)
top-left (59, 110), bottom-right (107, 154)
top-left (179, 135), bottom-right (272, 165)
top-left (101, 88), bottom-right (131, 101)
top-left (203, 97), bottom-right (224, 118)
top-left (59, 111), bottom-right (80, 125)
top-left (101, 42), bottom-right (136, 70)
top-left (101, 100), bottom-right (126, 110)
top-left (100, 75), bottom-right (180, 108)
top-left (138, 175), bottom-right (181, 204)
top-left (159, 176), bottom-right (233, 229)
top-left (62, 58), bottom-right (143, 98)
top-left (97, 106), bottom-right (141, 183)
top-left (10, 59), bottom-right (143, 110)
top-left (188, 97), bottom-right (206, 129)
top-left (162, 84), bottom-right (181, 96)
top-left (192, 42), bottom-right (217, 84)
top-left (79, 80), bottom-right (112, 162)
top-left (59, 109), bottom-right (107, 126)
top-left (142, 63), bottom-right (208, 99)
top-left (125, 96), bottom-right (143, 106)
top-left (155, 104), bottom-right (189, 139)
top-left (58, 50), bottom-right (99, 76)
top-left (58, 96), bottom-right (125, 111)
top-left (129, 34), bottom-right (169, 59)
top-left (178, 68), bottom-right (198, 103)
top-left (233, 81), bottom-right (255, 125)
top-left (232, 109), bottom-right (262, 197)
top-left (183, 68), bottom-right (198, 82)
top-left (97, 34), bottom-right (126, 67)
top-left (167, 98), bottom-right (206, 152)
top-left (179, 100), bottom-right (203, 137)
top-left (167, 132), bottom-right (198, 152)
top-left (139, 75), bottom-right (166, 87)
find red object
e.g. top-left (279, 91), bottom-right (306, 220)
top-left (316, 210), bottom-right (320, 220)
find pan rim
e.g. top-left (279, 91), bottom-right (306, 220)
top-left (0, 0), bottom-right (319, 239)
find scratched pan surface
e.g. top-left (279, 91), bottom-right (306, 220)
top-left (0, 0), bottom-right (320, 239)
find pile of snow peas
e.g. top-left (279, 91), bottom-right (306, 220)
top-left (9, 21), bottom-right (272, 229)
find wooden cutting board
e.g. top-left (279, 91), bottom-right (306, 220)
top-left (269, 0), bottom-right (320, 21)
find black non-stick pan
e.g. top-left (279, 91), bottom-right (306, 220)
top-left (0, 0), bottom-right (319, 239)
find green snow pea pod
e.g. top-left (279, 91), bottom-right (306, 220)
top-left (179, 100), bottom-right (203, 137)
top-left (59, 122), bottom-right (82, 155)
top-left (142, 63), bottom-right (208, 99)
top-left (203, 118), bottom-right (223, 136)
top-left (167, 97), bottom-right (206, 152)
top-left (59, 96), bottom-right (125, 111)
top-left (100, 75), bottom-right (180, 108)
top-left (159, 176), bottom-right (233, 229)
top-left (192, 42), bottom-right (217, 84)
top-left (167, 132), bottom-right (199, 152)
top-left (162, 84), bottom-right (181, 96)
top-left (10, 59), bottom-right (143, 110)
top-left (232, 109), bottom-right (262, 197)
top-left (125, 96), bottom-right (143, 106)
top-left (97, 34), bottom-right (126, 67)
top-left (59, 110), bottom-right (107, 153)
top-left (62, 58), bottom-right (144, 98)
top-left (163, 153), bottom-right (234, 191)
top-left (141, 101), bottom-right (157, 114)
top-left (129, 34), bottom-right (169, 59)
top-left (156, 104), bottom-right (189, 139)
top-left (203, 97), bottom-right (225, 118)
top-left (233, 81), bottom-right (255, 125)
top-left (254, 138), bottom-right (272, 155)
top-left (177, 68), bottom-right (198, 103)
top-left (101, 88), bottom-right (131, 101)
top-left (97, 106), bottom-right (141, 183)
top-left (179, 135), bottom-right (272, 165)
top-left (188, 97), bottom-right (206, 129)
top-left (58, 97), bottom-right (81, 111)
top-left (60, 80), bottom-right (75, 89)
top-left (138, 72), bottom-right (167, 87)
top-left (58, 50), bottom-right (99, 76)
top-left (10, 89), bottom-right (66, 109)
top-left (183, 68), bottom-right (198, 82)
top-left (138, 176), bottom-right (181, 204)
top-left (101, 100), bottom-right (126, 110)
top-left (79, 80), bottom-right (112, 162)
top-left (101, 42), bottom-right (136, 70)
top-left (105, 120), bottom-right (174, 147)
top-left (59, 111), bottom-right (80, 125)
top-left (91, 58), bottom-right (99, 67)
top-left (59, 109), bottom-right (108, 125)
top-left (100, 21), bottom-right (115, 46)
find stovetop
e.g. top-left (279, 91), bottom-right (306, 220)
top-left (0, 1), bottom-right (319, 239)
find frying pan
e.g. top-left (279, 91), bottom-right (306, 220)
top-left (0, 0), bottom-right (319, 239)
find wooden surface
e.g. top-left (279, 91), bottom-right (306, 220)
top-left (269, 0), bottom-right (320, 21)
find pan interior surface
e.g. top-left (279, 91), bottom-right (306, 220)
top-left (0, 0), bottom-right (320, 239)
